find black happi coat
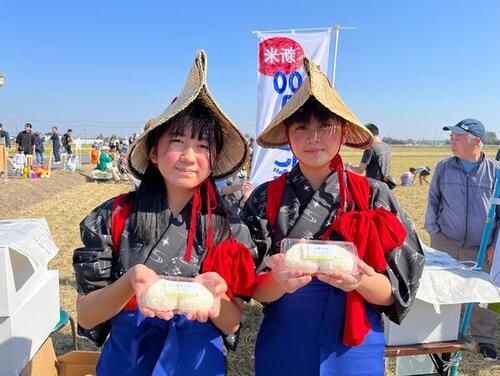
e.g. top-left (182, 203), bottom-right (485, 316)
top-left (74, 192), bottom-right (256, 344)
top-left (241, 165), bottom-right (424, 323)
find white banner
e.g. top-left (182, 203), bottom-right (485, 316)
top-left (250, 30), bottom-right (332, 186)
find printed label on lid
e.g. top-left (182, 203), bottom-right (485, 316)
top-left (164, 280), bottom-right (201, 297)
top-left (301, 244), bottom-right (339, 260)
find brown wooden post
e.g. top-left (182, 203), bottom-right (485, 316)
top-left (47, 155), bottom-right (52, 177)
top-left (0, 144), bottom-right (7, 181)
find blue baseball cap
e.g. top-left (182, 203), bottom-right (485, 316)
top-left (443, 118), bottom-right (486, 143)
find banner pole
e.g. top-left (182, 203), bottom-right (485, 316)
top-left (330, 25), bottom-right (358, 88)
top-left (252, 27), bottom-right (332, 34)
top-left (332, 25), bottom-right (340, 88)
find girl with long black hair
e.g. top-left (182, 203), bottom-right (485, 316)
top-left (73, 51), bottom-right (255, 376)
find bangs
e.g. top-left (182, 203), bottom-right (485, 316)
top-left (284, 97), bottom-right (343, 127)
top-left (147, 98), bottom-right (224, 167)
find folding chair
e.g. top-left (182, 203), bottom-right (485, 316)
top-left (51, 308), bottom-right (77, 351)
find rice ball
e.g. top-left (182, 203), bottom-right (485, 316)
top-left (141, 279), bottom-right (179, 312)
top-left (141, 280), bottom-right (214, 313)
top-left (318, 245), bottom-right (356, 274)
top-left (284, 243), bottom-right (319, 273)
top-left (177, 282), bottom-right (215, 313)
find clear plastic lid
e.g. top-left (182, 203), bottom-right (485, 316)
top-left (280, 238), bottom-right (359, 275)
top-left (138, 275), bottom-right (219, 315)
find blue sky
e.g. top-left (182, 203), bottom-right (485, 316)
top-left (1, 1), bottom-right (499, 139)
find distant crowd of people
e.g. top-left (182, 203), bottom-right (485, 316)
top-left (0, 122), bottom-right (74, 165)
top-left (0, 122), bottom-right (77, 176)
top-left (0, 122), bottom-right (140, 178)
top-left (89, 140), bottom-right (132, 182)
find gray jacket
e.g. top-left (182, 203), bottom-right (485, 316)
top-left (425, 154), bottom-right (499, 250)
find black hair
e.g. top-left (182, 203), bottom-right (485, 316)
top-left (17, 146), bottom-right (23, 152)
top-left (25, 123), bottom-right (32, 129)
top-left (284, 97), bottom-right (343, 127)
top-left (409, 168), bottom-right (416, 173)
top-left (68, 129), bottom-right (73, 132)
top-left (130, 99), bottom-right (229, 246)
top-left (365, 123), bottom-right (379, 136)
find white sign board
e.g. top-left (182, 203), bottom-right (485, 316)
top-left (251, 30), bottom-right (331, 186)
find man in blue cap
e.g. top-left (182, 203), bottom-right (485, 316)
top-left (425, 118), bottom-right (499, 361)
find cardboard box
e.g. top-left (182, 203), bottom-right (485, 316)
top-left (21, 337), bottom-right (58, 376)
top-left (0, 219), bottom-right (58, 316)
top-left (22, 338), bottom-right (99, 376)
top-left (384, 300), bottom-right (461, 346)
top-left (0, 271), bottom-right (60, 376)
top-left (57, 351), bottom-right (99, 376)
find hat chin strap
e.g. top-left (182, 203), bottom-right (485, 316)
top-left (328, 126), bottom-right (353, 216)
top-left (328, 154), bottom-right (354, 217)
top-left (184, 179), bottom-right (216, 262)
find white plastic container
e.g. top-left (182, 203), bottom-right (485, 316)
top-left (0, 270), bottom-right (60, 376)
top-left (0, 218), bottom-right (60, 375)
top-left (0, 219), bottom-right (59, 316)
top-left (139, 276), bottom-right (220, 315)
top-left (383, 300), bottom-right (461, 346)
top-left (280, 238), bottom-right (358, 275)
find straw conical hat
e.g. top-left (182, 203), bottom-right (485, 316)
top-left (257, 56), bottom-right (373, 149)
top-left (128, 50), bottom-right (248, 180)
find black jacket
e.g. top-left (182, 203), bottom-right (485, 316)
top-left (50, 133), bottom-right (61, 147)
top-left (16, 131), bottom-right (35, 154)
top-left (0, 130), bottom-right (10, 148)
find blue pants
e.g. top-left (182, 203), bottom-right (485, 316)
top-left (97, 311), bottom-right (225, 376)
top-left (53, 146), bottom-right (61, 162)
top-left (256, 279), bottom-right (385, 376)
top-left (35, 151), bottom-right (44, 164)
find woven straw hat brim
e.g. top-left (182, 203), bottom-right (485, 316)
top-left (257, 56), bottom-right (373, 150)
top-left (127, 50), bottom-right (248, 181)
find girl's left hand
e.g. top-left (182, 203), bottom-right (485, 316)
top-left (316, 259), bottom-right (375, 292)
top-left (186, 272), bottom-right (228, 322)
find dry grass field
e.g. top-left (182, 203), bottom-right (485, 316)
top-left (1, 146), bottom-right (499, 375)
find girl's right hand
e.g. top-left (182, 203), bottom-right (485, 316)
top-left (265, 254), bottom-right (312, 294)
top-left (130, 264), bottom-right (175, 321)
